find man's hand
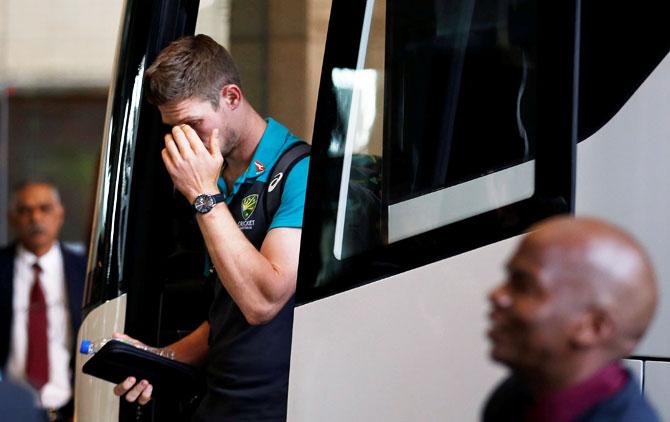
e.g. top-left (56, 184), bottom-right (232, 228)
top-left (161, 125), bottom-right (223, 203)
top-left (113, 376), bottom-right (153, 405)
top-left (111, 333), bottom-right (154, 405)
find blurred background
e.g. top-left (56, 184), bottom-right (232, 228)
top-left (0, 0), bottom-right (332, 249)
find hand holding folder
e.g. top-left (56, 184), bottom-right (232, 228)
top-left (82, 339), bottom-right (200, 399)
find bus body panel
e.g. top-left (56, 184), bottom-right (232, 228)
top-left (576, 51), bottom-right (670, 358)
top-left (289, 238), bottom-right (514, 421)
top-left (643, 361), bottom-right (670, 420)
top-left (75, 294), bottom-right (127, 422)
top-left (287, 51), bottom-right (670, 420)
top-left (575, 51), bottom-right (670, 418)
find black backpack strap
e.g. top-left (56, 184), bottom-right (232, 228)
top-left (263, 141), bottom-right (311, 223)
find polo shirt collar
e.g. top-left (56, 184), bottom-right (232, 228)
top-left (242, 117), bottom-right (288, 180)
top-left (219, 118), bottom-right (289, 197)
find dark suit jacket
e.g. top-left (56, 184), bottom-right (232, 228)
top-left (0, 242), bottom-right (87, 374)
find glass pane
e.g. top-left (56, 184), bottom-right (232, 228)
top-left (386, 0), bottom-right (537, 242)
top-left (298, 0), bottom-right (575, 303)
top-left (332, 0), bottom-right (538, 257)
top-left (388, 0), bottom-right (536, 201)
top-left (330, 0), bottom-right (386, 260)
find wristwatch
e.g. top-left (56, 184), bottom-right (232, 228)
top-left (193, 193), bottom-right (226, 214)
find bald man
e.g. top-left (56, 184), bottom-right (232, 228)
top-left (0, 182), bottom-right (86, 422)
top-left (483, 216), bottom-right (659, 422)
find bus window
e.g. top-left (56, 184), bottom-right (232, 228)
top-left (385, 0), bottom-right (537, 242)
top-left (329, 0), bottom-right (385, 260)
top-left (298, 0), bottom-right (576, 303)
top-left (333, 0), bottom-right (537, 260)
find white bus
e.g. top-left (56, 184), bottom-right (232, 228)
top-left (75, 0), bottom-right (670, 420)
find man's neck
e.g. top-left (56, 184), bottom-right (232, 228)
top-left (223, 111), bottom-right (268, 183)
top-left (19, 240), bottom-right (57, 258)
top-left (520, 358), bottom-right (616, 396)
top-left (523, 361), bottom-right (627, 422)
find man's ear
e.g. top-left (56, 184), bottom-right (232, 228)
top-left (570, 309), bottom-right (615, 349)
top-left (7, 210), bottom-right (16, 229)
top-left (221, 84), bottom-right (242, 109)
top-left (55, 202), bottom-right (65, 231)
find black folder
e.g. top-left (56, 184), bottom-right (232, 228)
top-left (81, 340), bottom-right (200, 397)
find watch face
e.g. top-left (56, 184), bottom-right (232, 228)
top-left (194, 194), bottom-right (215, 213)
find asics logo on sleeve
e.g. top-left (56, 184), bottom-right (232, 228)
top-left (268, 172), bottom-right (284, 193)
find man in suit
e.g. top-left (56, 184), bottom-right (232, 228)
top-left (484, 216), bottom-right (659, 421)
top-left (0, 181), bottom-right (86, 422)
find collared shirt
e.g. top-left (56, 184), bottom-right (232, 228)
top-left (6, 243), bottom-right (72, 409)
top-left (218, 117), bottom-right (309, 230)
top-left (526, 363), bottom-right (628, 422)
top-left (196, 118), bottom-right (309, 420)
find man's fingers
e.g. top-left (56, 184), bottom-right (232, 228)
top-left (208, 128), bottom-right (221, 158)
top-left (164, 134), bottom-right (182, 163)
top-left (180, 124), bottom-right (207, 152)
top-left (161, 148), bottom-right (176, 174)
top-left (113, 377), bottom-right (136, 396)
top-left (164, 132), bottom-right (179, 152)
top-left (137, 384), bottom-right (153, 405)
top-left (112, 332), bottom-right (132, 342)
top-left (124, 379), bottom-right (150, 403)
top-left (170, 125), bottom-right (195, 157)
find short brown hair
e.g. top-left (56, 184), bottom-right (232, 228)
top-left (144, 34), bottom-right (241, 108)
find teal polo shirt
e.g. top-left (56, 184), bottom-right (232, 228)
top-left (217, 118), bottom-right (309, 230)
top-left (197, 119), bottom-right (309, 420)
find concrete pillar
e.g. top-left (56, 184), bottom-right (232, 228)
top-left (231, 0), bottom-right (331, 142)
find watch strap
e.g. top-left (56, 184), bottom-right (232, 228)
top-left (211, 192), bottom-right (227, 205)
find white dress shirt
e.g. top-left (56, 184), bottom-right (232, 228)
top-left (6, 243), bottom-right (72, 409)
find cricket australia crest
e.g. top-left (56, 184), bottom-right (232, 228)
top-left (241, 194), bottom-right (259, 220)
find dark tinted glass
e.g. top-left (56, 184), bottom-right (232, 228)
top-left (297, 0), bottom-right (575, 304)
top-left (388, 0), bottom-right (536, 202)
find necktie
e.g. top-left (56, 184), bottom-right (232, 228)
top-left (26, 262), bottom-right (49, 390)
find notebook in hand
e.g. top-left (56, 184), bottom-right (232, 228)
top-left (81, 340), bottom-right (201, 397)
